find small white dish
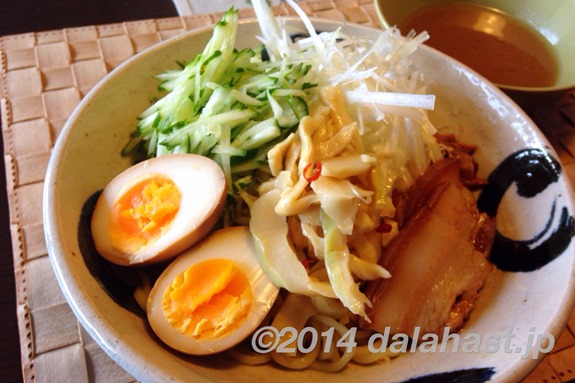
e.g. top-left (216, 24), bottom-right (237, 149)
top-left (43, 18), bottom-right (575, 383)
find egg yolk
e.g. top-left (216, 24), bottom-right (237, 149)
top-left (109, 174), bottom-right (181, 255)
top-left (162, 258), bottom-right (253, 340)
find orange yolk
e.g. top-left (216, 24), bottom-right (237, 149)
top-left (162, 258), bottom-right (253, 339)
top-left (109, 174), bottom-right (181, 255)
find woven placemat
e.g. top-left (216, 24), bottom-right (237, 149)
top-left (1, 0), bottom-right (575, 381)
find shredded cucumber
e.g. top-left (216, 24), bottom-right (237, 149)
top-left (122, 7), bottom-right (317, 223)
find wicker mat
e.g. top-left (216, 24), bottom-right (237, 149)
top-left (2, 0), bottom-right (575, 381)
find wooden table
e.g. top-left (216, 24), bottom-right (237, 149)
top-left (0, 2), bottom-right (178, 382)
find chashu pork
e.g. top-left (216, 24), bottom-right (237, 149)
top-left (361, 158), bottom-right (495, 337)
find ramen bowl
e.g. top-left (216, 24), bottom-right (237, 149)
top-left (374, 0), bottom-right (575, 112)
top-left (43, 17), bottom-right (575, 383)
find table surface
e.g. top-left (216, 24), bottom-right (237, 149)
top-left (2, 1), bottom-right (575, 382)
top-left (0, 2), bottom-right (178, 382)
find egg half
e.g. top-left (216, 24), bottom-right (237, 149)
top-left (147, 226), bottom-right (279, 355)
top-left (91, 154), bottom-right (227, 266)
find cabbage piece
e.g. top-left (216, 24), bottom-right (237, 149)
top-left (269, 170), bottom-right (319, 217)
top-left (267, 133), bottom-right (296, 177)
top-left (316, 123), bottom-right (359, 160)
top-left (249, 188), bottom-right (336, 298)
top-left (320, 154), bottom-right (376, 178)
top-left (349, 255), bottom-right (391, 280)
top-left (310, 176), bottom-right (372, 235)
top-left (321, 210), bottom-right (372, 321)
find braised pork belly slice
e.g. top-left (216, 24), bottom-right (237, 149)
top-left (361, 159), bottom-right (495, 337)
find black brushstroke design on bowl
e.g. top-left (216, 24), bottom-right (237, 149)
top-left (401, 367), bottom-right (496, 383)
top-left (477, 148), bottom-right (575, 272)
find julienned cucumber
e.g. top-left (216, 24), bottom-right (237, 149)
top-left (122, 7), bottom-right (316, 201)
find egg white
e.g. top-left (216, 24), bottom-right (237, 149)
top-left (91, 153), bottom-right (227, 266)
top-left (146, 226), bottom-right (280, 355)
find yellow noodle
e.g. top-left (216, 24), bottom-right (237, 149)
top-left (272, 345), bottom-right (320, 370)
top-left (226, 347), bottom-right (273, 365)
top-left (308, 314), bottom-right (356, 372)
top-left (352, 344), bottom-right (395, 365)
top-left (311, 349), bottom-right (354, 373)
top-left (231, 292), bottom-right (404, 371)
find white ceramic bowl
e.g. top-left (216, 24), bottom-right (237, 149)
top-left (44, 18), bottom-right (575, 383)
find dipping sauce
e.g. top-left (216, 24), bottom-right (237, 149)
top-left (400, 3), bottom-right (558, 88)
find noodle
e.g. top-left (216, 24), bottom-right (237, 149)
top-left (226, 347), bottom-right (273, 366)
top-left (308, 314), bottom-right (356, 372)
top-left (272, 344), bottom-right (320, 370)
top-left (226, 291), bottom-right (400, 372)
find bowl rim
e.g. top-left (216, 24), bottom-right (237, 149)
top-left (43, 16), bottom-right (575, 383)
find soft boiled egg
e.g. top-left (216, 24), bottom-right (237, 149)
top-left (147, 226), bottom-right (279, 355)
top-left (91, 154), bottom-right (227, 266)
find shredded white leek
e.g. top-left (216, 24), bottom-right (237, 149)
top-left (248, 0), bottom-right (444, 319)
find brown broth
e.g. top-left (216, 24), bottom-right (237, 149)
top-left (400, 3), bottom-right (558, 88)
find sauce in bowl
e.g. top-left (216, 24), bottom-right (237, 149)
top-left (400, 3), bottom-right (558, 88)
